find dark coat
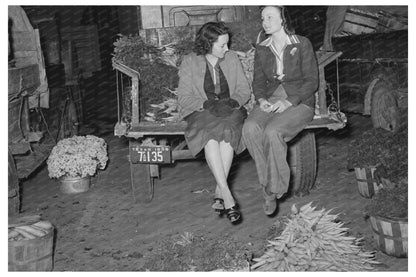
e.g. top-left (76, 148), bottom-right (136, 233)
top-left (177, 51), bottom-right (251, 120)
top-left (252, 34), bottom-right (318, 108)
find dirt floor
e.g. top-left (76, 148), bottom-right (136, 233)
top-left (17, 112), bottom-right (408, 271)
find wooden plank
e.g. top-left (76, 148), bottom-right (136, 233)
top-left (317, 51), bottom-right (343, 68)
top-left (8, 99), bottom-right (25, 143)
top-left (14, 140), bottom-right (55, 179)
top-left (124, 113), bottom-right (345, 138)
top-left (141, 6), bottom-right (163, 29)
top-left (11, 31), bottom-right (37, 51)
top-left (8, 64), bottom-right (40, 97)
top-left (172, 149), bottom-right (193, 161)
top-left (9, 142), bottom-right (31, 155)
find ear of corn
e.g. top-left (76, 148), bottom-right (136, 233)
top-left (251, 202), bottom-right (380, 271)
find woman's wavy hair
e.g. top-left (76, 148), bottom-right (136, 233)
top-left (194, 21), bottom-right (231, 55)
top-left (260, 5), bottom-right (295, 35)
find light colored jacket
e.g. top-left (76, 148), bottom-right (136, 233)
top-left (177, 51), bottom-right (251, 120)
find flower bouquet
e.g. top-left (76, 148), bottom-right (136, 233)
top-left (47, 135), bottom-right (108, 193)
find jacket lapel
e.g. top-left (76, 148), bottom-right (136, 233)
top-left (194, 55), bottom-right (207, 99)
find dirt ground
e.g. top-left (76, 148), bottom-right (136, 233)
top-left (17, 112), bottom-right (408, 271)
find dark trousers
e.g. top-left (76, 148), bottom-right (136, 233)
top-left (242, 103), bottom-right (314, 198)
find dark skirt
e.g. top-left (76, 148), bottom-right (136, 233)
top-left (184, 109), bottom-right (246, 157)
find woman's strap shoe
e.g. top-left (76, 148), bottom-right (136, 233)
top-left (212, 198), bottom-right (225, 214)
top-left (225, 206), bottom-right (241, 224)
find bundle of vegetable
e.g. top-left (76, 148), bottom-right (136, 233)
top-left (235, 48), bottom-right (255, 91)
top-left (235, 48), bottom-right (256, 112)
top-left (251, 202), bottom-right (379, 271)
top-left (8, 221), bottom-right (53, 241)
top-left (144, 88), bottom-right (179, 123)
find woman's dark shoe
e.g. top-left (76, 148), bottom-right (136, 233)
top-left (225, 206), bottom-right (241, 224)
top-left (263, 188), bottom-right (277, 215)
top-left (212, 198), bottom-right (225, 215)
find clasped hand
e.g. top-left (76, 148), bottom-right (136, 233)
top-left (259, 99), bottom-right (292, 113)
top-left (203, 98), bottom-right (239, 117)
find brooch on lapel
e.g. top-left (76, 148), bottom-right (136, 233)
top-left (273, 73), bottom-right (285, 81)
top-left (290, 47), bottom-right (298, 56)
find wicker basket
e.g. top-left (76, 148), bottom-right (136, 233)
top-left (8, 226), bottom-right (55, 271)
top-left (354, 167), bottom-right (382, 198)
top-left (369, 215), bottom-right (408, 257)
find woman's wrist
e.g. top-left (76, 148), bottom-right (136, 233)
top-left (257, 98), bottom-right (266, 104)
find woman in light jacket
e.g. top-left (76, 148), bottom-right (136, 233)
top-left (177, 22), bottom-right (251, 224)
top-left (243, 6), bottom-right (318, 216)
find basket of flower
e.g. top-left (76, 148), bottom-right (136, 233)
top-left (47, 135), bottom-right (108, 194)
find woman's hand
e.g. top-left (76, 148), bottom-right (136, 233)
top-left (271, 99), bottom-right (293, 113)
top-left (258, 98), bottom-right (273, 113)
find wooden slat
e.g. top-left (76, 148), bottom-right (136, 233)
top-left (14, 141), bottom-right (55, 179)
top-left (8, 64), bottom-right (40, 97)
top-left (125, 116), bottom-right (345, 138)
top-left (317, 51), bottom-right (343, 68)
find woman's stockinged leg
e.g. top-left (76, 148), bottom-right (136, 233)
top-left (204, 140), bottom-right (235, 209)
top-left (213, 141), bottom-right (233, 200)
top-left (219, 140), bottom-right (234, 178)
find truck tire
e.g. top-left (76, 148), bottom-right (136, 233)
top-left (288, 131), bottom-right (317, 197)
top-left (371, 80), bottom-right (400, 133)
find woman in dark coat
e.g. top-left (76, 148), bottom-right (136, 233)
top-left (177, 22), bottom-right (251, 223)
top-left (242, 6), bottom-right (318, 216)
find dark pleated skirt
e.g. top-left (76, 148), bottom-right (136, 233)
top-left (184, 109), bottom-right (246, 157)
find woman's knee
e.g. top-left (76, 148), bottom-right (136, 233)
top-left (243, 120), bottom-right (261, 137)
top-left (264, 124), bottom-right (285, 140)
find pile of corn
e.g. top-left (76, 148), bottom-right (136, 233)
top-left (144, 88), bottom-right (179, 123)
top-left (235, 48), bottom-right (256, 112)
top-left (235, 48), bottom-right (255, 90)
top-left (251, 202), bottom-right (379, 271)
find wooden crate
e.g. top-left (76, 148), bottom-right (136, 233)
top-left (343, 8), bottom-right (379, 35)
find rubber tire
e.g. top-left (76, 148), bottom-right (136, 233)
top-left (371, 80), bottom-right (400, 133)
top-left (288, 131), bottom-right (317, 197)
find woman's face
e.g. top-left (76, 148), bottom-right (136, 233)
top-left (261, 6), bottom-right (283, 35)
top-left (210, 34), bottom-right (229, 59)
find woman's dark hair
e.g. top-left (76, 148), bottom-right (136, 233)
top-left (194, 21), bottom-right (231, 55)
top-left (260, 5), bottom-right (295, 35)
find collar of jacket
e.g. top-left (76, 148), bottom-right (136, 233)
top-left (194, 53), bottom-right (232, 86)
top-left (258, 34), bottom-right (300, 47)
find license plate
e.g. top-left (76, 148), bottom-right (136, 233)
top-left (130, 144), bottom-right (172, 164)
